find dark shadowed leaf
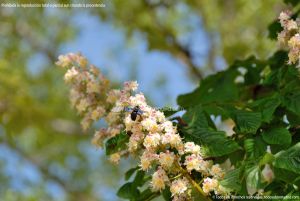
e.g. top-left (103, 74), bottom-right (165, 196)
top-left (268, 20), bottom-right (282, 40)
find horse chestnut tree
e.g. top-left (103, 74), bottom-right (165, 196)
top-left (57, 9), bottom-right (300, 201)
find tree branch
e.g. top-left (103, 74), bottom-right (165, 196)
top-left (143, 0), bottom-right (203, 80)
top-left (3, 139), bottom-right (70, 191)
top-left (173, 41), bottom-right (203, 80)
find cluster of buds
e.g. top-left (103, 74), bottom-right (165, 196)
top-left (56, 53), bottom-right (231, 200)
top-left (278, 11), bottom-right (300, 65)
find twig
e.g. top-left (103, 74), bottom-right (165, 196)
top-left (3, 139), bottom-right (70, 191)
top-left (176, 163), bottom-right (213, 201)
top-left (143, 0), bottom-right (203, 80)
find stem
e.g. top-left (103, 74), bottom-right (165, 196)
top-left (176, 164), bottom-right (213, 201)
top-left (170, 173), bottom-right (183, 181)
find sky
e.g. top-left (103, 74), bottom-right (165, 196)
top-left (61, 11), bottom-right (211, 107)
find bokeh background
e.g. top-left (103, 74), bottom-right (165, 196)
top-left (0, 0), bottom-right (287, 200)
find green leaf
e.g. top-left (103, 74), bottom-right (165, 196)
top-left (177, 69), bottom-right (239, 108)
top-left (281, 67), bottom-right (300, 88)
top-left (117, 182), bottom-right (140, 199)
top-left (245, 165), bottom-right (261, 190)
top-left (282, 91), bottom-right (300, 115)
top-left (254, 136), bottom-right (267, 158)
top-left (136, 189), bottom-right (158, 201)
top-left (125, 167), bottom-right (139, 181)
top-left (250, 94), bottom-right (281, 123)
top-left (105, 130), bottom-right (129, 155)
top-left (159, 107), bottom-right (179, 117)
top-left (182, 106), bottom-right (240, 157)
top-left (259, 153), bottom-right (275, 166)
top-left (220, 168), bottom-right (242, 192)
top-left (267, 51), bottom-right (288, 70)
top-left (182, 105), bottom-right (211, 129)
top-left (287, 111), bottom-right (300, 127)
top-left (118, 170), bottom-right (149, 200)
top-left (273, 167), bottom-right (300, 184)
top-left (262, 127), bottom-right (291, 145)
top-left (132, 170), bottom-right (146, 187)
top-left (273, 142), bottom-right (300, 174)
top-left (162, 187), bottom-right (172, 201)
top-left (228, 150), bottom-right (245, 166)
top-left (184, 127), bottom-right (240, 157)
top-left (244, 138), bottom-right (255, 156)
top-left (243, 137), bottom-right (267, 160)
top-left (233, 110), bottom-right (261, 134)
top-left (268, 20), bottom-right (282, 40)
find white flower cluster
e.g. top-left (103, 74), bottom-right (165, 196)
top-left (278, 11), bottom-right (300, 65)
top-left (56, 53), bottom-right (110, 131)
top-left (57, 53), bottom-right (231, 200)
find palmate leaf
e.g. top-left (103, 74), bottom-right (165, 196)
top-left (182, 106), bottom-right (240, 157)
top-left (262, 127), bottom-right (291, 146)
top-left (273, 142), bottom-right (300, 174)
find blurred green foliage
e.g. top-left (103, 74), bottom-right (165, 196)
top-left (0, 6), bottom-right (124, 201)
